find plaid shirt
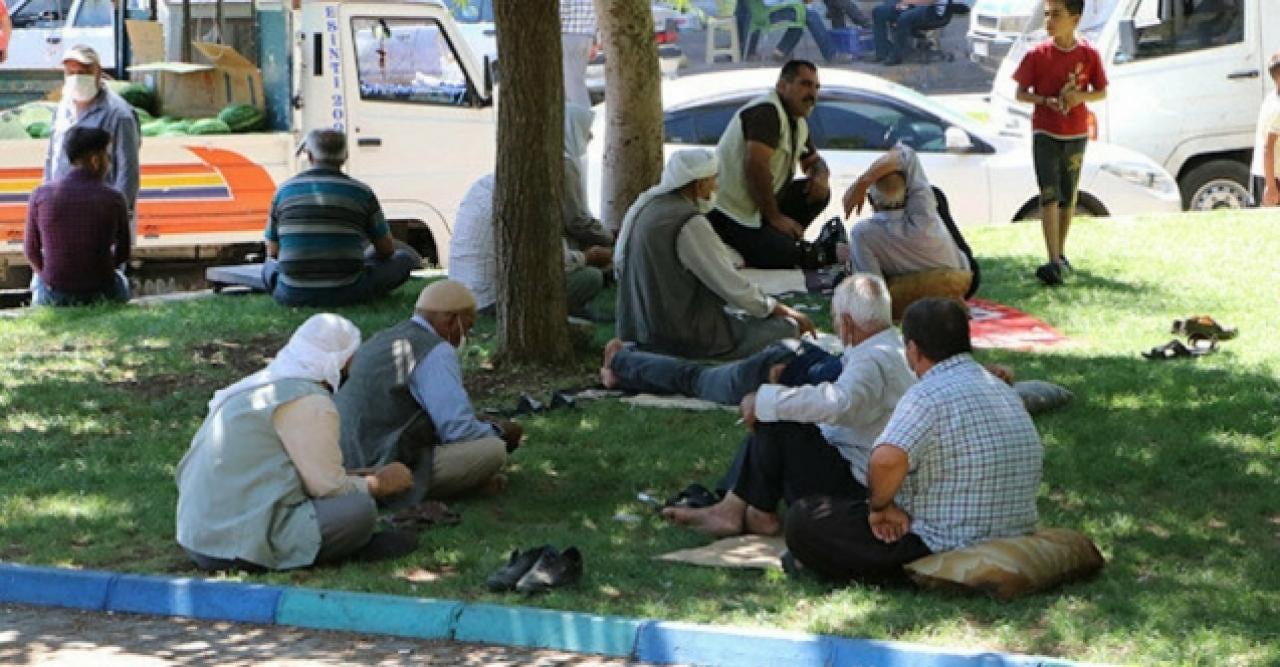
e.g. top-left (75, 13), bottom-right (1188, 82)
top-left (560, 0), bottom-right (597, 35)
top-left (877, 353), bottom-right (1042, 552)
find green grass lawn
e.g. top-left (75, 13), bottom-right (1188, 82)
top-left (2, 210), bottom-right (1278, 665)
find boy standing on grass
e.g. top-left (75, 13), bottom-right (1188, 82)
top-left (1250, 53), bottom-right (1280, 207)
top-left (1013, 0), bottom-right (1107, 286)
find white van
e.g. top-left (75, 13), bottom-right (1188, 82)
top-left (968, 0), bottom-right (1116, 70)
top-left (988, 0), bottom-right (1279, 210)
top-left (1, 0), bottom-right (143, 70)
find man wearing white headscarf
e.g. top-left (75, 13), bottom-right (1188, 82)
top-left (337, 281), bottom-right (523, 510)
top-left (616, 149), bottom-right (816, 361)
top-left (176, 314), bottom-right (416, 572)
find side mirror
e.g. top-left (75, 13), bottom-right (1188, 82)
top-left (944, 126), bottom-right (973, 152)
top-left (484, 54), bottom-right (497, 100)
top-left (1116, 18), bottom-right (1137, 63)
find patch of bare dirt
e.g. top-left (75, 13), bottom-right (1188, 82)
top-left (190, 335), bottom-right (286, 376)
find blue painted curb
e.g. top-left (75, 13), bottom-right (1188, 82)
top-left (455, 602), bottom-right (640, 658)
top-left (106, 573), bottom-right (281, 624)
top-left (277, 588), bottom-right (461, 640)
top-left (0, 561), bottom-right (1083, 666)
top-left (0, 563), bottom-right (113, 611)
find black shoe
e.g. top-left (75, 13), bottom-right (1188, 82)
top-left (663, 483), bottom-right (721, 511)
top-left (1057, 255), bottom-right (1073, 273)
top-left (1035, 262), bottom-right (1063, 286)
top-left (515, 546), bottom-right (583, 594)
top-left (486, 545), bottom-right (553, 592)
top-left (815, 217), bottom-right (848, 261)
top-left (513, 392), bottom-right (545, 415)
top-left (549, 391), bottom-right (577, 411)
top-left (353, 529), bottom-right (419, 563)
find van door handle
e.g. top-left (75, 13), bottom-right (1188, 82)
top-left (1228, 69), bottom-right (1259, 80)
top-left (357, 137), bottom-right (382, 147)
top-left (46, 35), bottom-right (62, 44)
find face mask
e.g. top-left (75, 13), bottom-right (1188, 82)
top-left (63, 74), bottom-right (99, 103)
top-left (696, 191), bottom-right (717, 215)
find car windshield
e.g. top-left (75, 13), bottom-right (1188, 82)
top-left (445, 0), bottom-right (494, 24)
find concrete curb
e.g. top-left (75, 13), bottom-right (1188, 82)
top-left (0, 562), bottom-right (1079, 666)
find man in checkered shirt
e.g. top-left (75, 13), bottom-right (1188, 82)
top-left (785, 297), bottom-right (1043, 583)
top-left (561, 0), bottom-right (597, 107)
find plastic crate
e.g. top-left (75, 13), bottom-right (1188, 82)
top-left (830, 27), bottom-right (875, 55)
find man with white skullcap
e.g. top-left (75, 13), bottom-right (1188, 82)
top-left (177, 314), bottom-right (417, 571)
top-left (615, 149), bottom-right (816, 361)
top-left (336, 281), bottom-right (522, 509)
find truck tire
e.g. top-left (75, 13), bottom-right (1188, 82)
top-left (1180, 160), bottom-right (1251, 211)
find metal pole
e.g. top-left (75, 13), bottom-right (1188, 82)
top-left (215, 0), bottom-right (224, 43)
top-left (116, 0), bottom-right (128, 79)
top-left (181, 0), bottom-right (192, 61)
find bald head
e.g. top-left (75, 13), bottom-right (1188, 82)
top-left (870, 172), bottom-right (907, 211)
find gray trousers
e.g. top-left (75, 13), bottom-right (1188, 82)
top-left (562, 33), bottom-right (594, 108)
top-left (722, 314), bottom-right (799, 360)
top-left (849, 219), bottom-right (969, 279)
top-left (566, 265), bottom-right (604, 315)
top-left (186, 492), bottom-right (377, 571)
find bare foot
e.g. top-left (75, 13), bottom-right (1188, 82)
top-left (744, 506), bottom-right (782, 536)
top-left (661, 501), bottom-right (745, 537)
top-left (600, 338), bottom-right (625, 389)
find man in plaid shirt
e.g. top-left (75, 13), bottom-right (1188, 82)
top-left (561, 0), bottom-right (597, 107)
top-left (785, 297), bottom-right (1043, 583)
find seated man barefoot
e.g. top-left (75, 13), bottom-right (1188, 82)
top-left (336, 281), bottom-right (522, 511)
top-left (177, 314), bottom-right (416, 572)
top-left (616, 149), bottom-right (816, 361)
top-left (785, 297), bottom-right (1043, 584)
top-left (262, 129), bottom-right (420, 307)
top-left (842, 143), bottom-right (970, 281)
top-left (24, 126), bottom-right (131, 306)
top-left (662, 274), bottom-right (915, 536)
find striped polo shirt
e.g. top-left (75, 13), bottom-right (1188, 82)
top-left (265, 167), bottom-right (390, 289)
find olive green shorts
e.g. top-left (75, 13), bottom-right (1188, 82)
top-left (1033, 134), bottom-right (1088, 208)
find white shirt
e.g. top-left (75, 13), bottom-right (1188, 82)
top-left (1251, 91), bottom-right (1280, 177)
top-left (753, 327), bottom-right (916, 485)
top-left (676, 215), bottom-right (777, 319)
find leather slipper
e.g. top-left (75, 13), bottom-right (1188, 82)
top-left (486, 545), bottom-right (553, 592)
top-left (515, 546), bottom-right (583, 594)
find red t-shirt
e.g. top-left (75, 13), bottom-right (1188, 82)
top-left (1012, 39), bottom-right (1108, 139)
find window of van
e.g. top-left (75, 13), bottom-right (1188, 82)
top-left (8, 0), bottom-right (73, 28)
top-left (352, 17), bottom-right (474, 106)
top-left (1129, 0), bottom-right (1243, 60)
top-left (73, 0), bottom-right (113, 27)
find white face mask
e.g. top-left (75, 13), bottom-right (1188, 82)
top-left (696, 191), bottom-right (717, 215)
top-left (63, 74), bottom-right (99, 103)
top-left (454, 318), bottom-right (469, 350)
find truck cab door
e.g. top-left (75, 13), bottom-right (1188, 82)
top-left (338, 8), bottom-right (496, 233)
top-left (1, 0), bottom-right (74, 69)
top-left (61, 0), bottom-right (122, 69)
top-left (1107, 0), bottom-right (1258, 168)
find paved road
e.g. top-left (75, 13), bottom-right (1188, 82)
top-left (0, 604), bottom-right (659, 666)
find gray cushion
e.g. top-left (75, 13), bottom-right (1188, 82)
top-left (1015, 380), bottom-right (1073, 415)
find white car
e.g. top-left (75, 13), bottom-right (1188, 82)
top-left (588, 68), bottom-right (1182, 228)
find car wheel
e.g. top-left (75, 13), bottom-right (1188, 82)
top-left (1180, 160), bottom-right (1251, 211)
top-left (1013, 192), bottom-right (1108, 222)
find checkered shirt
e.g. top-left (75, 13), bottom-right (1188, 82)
top-left (560, 0), bottom-right (597, 35)
top-left (876, 353), bottom-right (1042, 552)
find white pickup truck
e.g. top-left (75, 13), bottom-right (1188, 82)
top-left (987, 0), bottom-right (1279, 210)
top-left (0, 0), bottom-right (498, 289)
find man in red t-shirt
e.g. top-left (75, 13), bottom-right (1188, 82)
top-left (1013, 0), bottom-right (1107, 287)
top-left (0, 0), bottom-right (12, 63)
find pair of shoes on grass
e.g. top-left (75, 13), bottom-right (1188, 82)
top-left (486, 545), bottom-right (583, 594)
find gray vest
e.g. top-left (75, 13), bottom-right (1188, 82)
top-left (175, 378), bottom-right (328, 570)
top-left (335, 319), bottom-right (445, 509)
top-left (715, 91), bottom-right (809, 229)
top-left (616, 192), bottom-right (736, 359)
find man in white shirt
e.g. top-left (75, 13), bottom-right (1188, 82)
top-left (1251, 52), bottom-right (1280, 207)
top-left (662, 273), bottom-right (915, 536)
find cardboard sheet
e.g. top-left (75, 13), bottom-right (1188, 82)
top-left (621, 394), bottom-right (736, 412)
top-left (656, 535), bottom-right (787, 571)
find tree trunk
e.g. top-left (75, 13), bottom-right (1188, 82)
top-left (593, 0), bottom-right (664, 232)
top-left (492, 0), bottom-right (574, 365)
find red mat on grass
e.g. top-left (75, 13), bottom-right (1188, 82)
top-left (967, 299), bottom-right (1069, 351)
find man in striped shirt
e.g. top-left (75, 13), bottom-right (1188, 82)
top-left (262, 130), bottom-right (420, 307)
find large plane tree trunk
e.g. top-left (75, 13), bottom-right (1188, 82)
top-left (492, 0), bottom-right (573, 364)
top-left (593, 0), bottom-right (664, 232)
